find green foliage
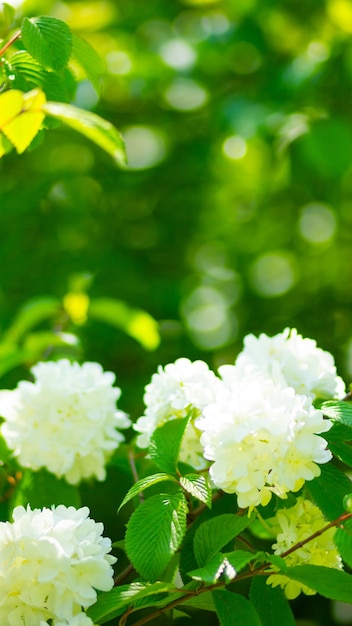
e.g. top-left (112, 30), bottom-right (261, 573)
top-left (212, 590), bottom-right (262, 626)
top-left (274, 565), bottom-right (352, 603)
top-left (189, 550), bottom-right (263, 584)
top-left (149, 417), bottom-right (190, 474)
top-left (179, 474), bottom-right (213, 508)
top-left (21, 16), bottom-right (72, 71)
top-left (125, 491), bottom-right (188, 581)
top-left (193, 513), bottom-right (254, 567)
top-left (10, 468), bottom-right (81, 509)
top-left (250, 577), bottom-right (296, 626)
top-left (88, 298), bottom-right (160, 351)
top-left (118, 472), bottom-right (179, 511)
top-left (306, 462), bottom-right (352, 520)
top-left (87, 582), bottom-right (176, 624)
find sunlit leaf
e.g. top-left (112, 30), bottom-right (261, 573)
top-left (21, 16), bottom-right (72, 71)
top-left (71, 32), bottom-right (105, 93)
top-left (118, 472), bottom-right (179, 511)
top-left (87, 582), bottom-right (175, 624)
top-left (125, 491), bottom-right (188, 581)
top-left (193, 513), bottom-right (254, 567)
top-left (149, 416), bottom-right (190, 474)
top-left (180, 473), bottom-right (213, 508)
top-left (42, 101), bottom-right (127, 165)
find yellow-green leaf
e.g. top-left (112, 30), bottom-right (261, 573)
top-left (42, 101), bottom-right (126, 165)
top-left (2, 111), bottom-right (45, 153)
top-left (0, 89), bottom-right (23, 128)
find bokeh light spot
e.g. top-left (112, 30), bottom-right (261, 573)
top-left (123, 126), bottom-right (167, 170)
top-left (298, 203), bottom-right (337, 245)
top-left (250, 252), bottom-right (297, 297)
top-left (163, 78), bottom-right (208, 111)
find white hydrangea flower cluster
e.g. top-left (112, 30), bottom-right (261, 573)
top-left (134, 329), bottom-right (342, 508)
top-left (235, 327), bottom-right (345, 400)
top-left (195, 372), bottom-right (332, 508)
top-left (0, 504), bottom-right (116, 626)
top-left (0, 359), bottom-right (131, 484)
top-left (267, 497), bottom-right (342, 599)
top-left (133, 358), bottom-right (221, 468)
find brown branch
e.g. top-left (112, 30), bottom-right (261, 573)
top-left (0, 30), bottom-right (21, 59)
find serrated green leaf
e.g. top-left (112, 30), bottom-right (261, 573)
top-left (329, 441), bottom-right (352, 467)
top-left (324, 422), bottom-right (352, 443)
top-left (306, 462), bottom-right (352, 521)
top-left (213, 591), bottom-right (262, 626)
top-left (8, 51), bottom-right (47, 88)
top-left (42, 102), bottom-right (126, 165)
top-left (193, 513), bottom-right (253, 567)
top-left (335, 518), bottom-right (352, 569)
top-left (125, 491), bottom-right (188, 581)
top-left (10, 468), bottom-right (81, 509)
top-left (21, 16), bottom-right (72, 71)
top-left (88, 298), bottom-right (160, 350)
top-left (87, 582), bottom-right (175, 624)
top-left (149, 417), bottom-right (190, 475)
top-left (250, 576), bottom-right (296, 626)
top-left (42, 69), bottom-right (76, 103)
top-left (279, 564), bottom-right (352, 602)
top-left (189, 550), bottom-right (261, 584)
top-left (180, 474), bottom-right (212, 508)
top-left (71, 32), bottom-right (104, 93)
top-left (118, 473), bottom-right (178, 511)
top-left (181, 592), bottom-right (216, 612)
top-left (322, 401), bottom-right (352, 427)
top-left (4, 296), bottom-right (61, 342)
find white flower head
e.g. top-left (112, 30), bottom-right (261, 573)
top-left (267, 497), bottom-right (342, 598)
top-left (133, 358), bottom-right (221, 468)
top-left (196, 372), bottom-right (332, 509)
top-left (0, 504), bottom-right (116, 625)
top-left (0, 359), bottom-right (131, 484)
top-left (233, 328), bottom-right (345, 400)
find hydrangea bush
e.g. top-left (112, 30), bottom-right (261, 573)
top-left (0, 328), bottom-right (352, 625)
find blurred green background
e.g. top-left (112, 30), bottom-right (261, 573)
top-left (1, 0), bottom-right (352, 624)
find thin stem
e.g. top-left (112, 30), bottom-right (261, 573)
top-left (188, 490), bottom-right (223, 521)
top-left (114, 563), bottom-right (135, 586)
top-left (280, 511), bottom-right (352, 559)
top-left (0, 30), bottom-right (21, 58)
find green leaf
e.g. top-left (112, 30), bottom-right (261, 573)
top-left (118, 473), bottom-right (178, 511)
top-left (335, 518), bottom-right (352, 569)
top-left (181, 592), bottom-right (216, 612)
top-left (324, 422), bottom-right (352, 443)
top-left (0, 3), bottom-right (15, 38)
top-left (329, 441), bottom-right (352, 467)
top-left (8, 51), bottom-right (47, 88)
top-left (189, 550), bottom-right (262, 584)
top-left (212, 591), bottom-right (262, 626)
top-left (180, 474), bottom-right (213, 508)
top-left (88, 298), bottom-right (160, 350)
top-left (279, 564), bottom-right (352, 603)
top-left (4, 296), bottom-right (61, 343)
top-left (125, 491), bottom-right (188, 581)
top-left (306, 462), bottom-right (352, 521)
top-left (149, 417), bottom-right (190, 475)
top-left (322, 401), bottom-right (352, 427)
top-left (21, 16), bottom-right (72, 71)
top-left (10, 468), bottom-right (81, 509)
top-left (87, 581), bottom-right (175, 624)
top-left (193, 513), bottom-right (253, 567)
top-left (42, 102), bottom-right (127, 165)
top-left (71, 32), bottom-right (105, 93)
top-left (250, 576), bottom-right (296, 626)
